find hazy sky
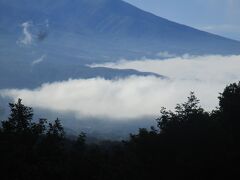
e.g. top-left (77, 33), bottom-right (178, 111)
top-left (124, 0), bottom-right (240, 41)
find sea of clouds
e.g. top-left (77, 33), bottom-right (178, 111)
top-left (1, 54), bottom-right (240, 120)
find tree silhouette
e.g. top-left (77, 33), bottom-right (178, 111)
top-left (74, 132), bottom-right (86, 151)
top-left (47, 118), bottom-right (65, 139)
top-left (219, 81), bottom-right (240, 150)
top-left (157, 92), bottom-right (208, 133)
top-left (1, 83), bottom-right (240, 179)
top-left (2, 99), bottom-right (33, 133)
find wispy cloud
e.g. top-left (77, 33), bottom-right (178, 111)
top-left (1, 55), bottom-right (240, 120)
top-left (156, 51), bottom-right (176, 58)
top-left (32, 55), bottom-right (46, 66)
top-left (17, 20), bottom-right (49, 46)
top-left (17, 21), bottom-right (33, 46)
top-left (199, 24), bottom-right (240, 35)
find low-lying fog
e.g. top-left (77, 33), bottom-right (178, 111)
top-left (1, 54), bottom-right (240, 139)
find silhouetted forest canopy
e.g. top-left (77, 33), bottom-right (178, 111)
top-left (1, 82), bottom-right (240, 179)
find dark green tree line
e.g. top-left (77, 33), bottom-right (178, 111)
top-left (0, 82), bottom-right (240, 179)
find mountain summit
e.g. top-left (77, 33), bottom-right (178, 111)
top-left (0, 0), bottom-right (240, 88)
top-left (1, 0), bottom-right (240, 62)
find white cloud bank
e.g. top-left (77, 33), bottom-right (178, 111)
top-left (91, 55), bottom-right (240, 83)
top-left (1, 55), bottom-right (240, 120)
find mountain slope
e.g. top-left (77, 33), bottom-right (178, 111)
top-left (1, 0), bottom-right (240, 57)
top-left (0, 0), bottom-right (240, 89)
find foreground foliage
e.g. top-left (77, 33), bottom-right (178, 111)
top-left (1, 82), bottom-right (240, 179)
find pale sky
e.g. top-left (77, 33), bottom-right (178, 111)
top-left (124, 0), bottom-right (240, 41)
